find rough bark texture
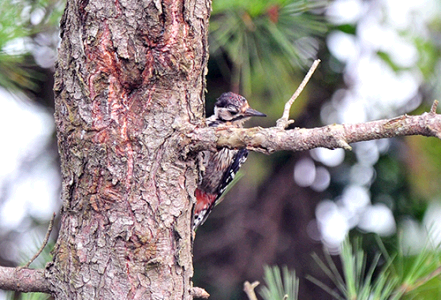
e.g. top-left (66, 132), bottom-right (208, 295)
top-left (0, 267), bottom-right (50, 293)
top-left (50, 0), bottom-right (211, 298)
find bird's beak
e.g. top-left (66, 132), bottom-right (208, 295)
top-left (244, 107), bottom-right (266, 117)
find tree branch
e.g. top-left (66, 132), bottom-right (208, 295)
top-left (243, 281), bottom-right (260, 300)
top-left (191, 287), bottom-right (210, 298)
top-left (0, 266), bottom-right (50, 293)
top-left (190, 104), bottom-right (441, 154)
top-left (20, 212), bottom-right (56, 269)
top-left (276, 59), bottom-right (321, 129)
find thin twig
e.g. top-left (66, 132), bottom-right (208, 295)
top-left (21, 213), bottom-right (56, 269)
top-left (276, 59), bottom-right (321, 129)
top-left (243, 281), bottom-right (260, 300)
top-left (431, 100), bottom-right (439, 114)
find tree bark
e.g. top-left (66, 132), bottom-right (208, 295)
top-left (50, 0), bottom-right (211, 298)
top-left (0, 267), bottom-right (50, 293)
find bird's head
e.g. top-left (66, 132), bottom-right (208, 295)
top-left (213, 92), bottom-right (266, 126)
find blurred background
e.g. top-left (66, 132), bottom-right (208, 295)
top-left (1, 0), bottom-right (441, 299)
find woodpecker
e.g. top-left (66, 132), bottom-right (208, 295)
top-left (193, 92), bottom-right (266, 230)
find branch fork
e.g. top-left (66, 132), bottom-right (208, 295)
top-left (0, 214), bottom-right (56, 294)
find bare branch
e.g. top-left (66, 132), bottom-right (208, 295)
top-left (192, 287), bottom-right (210, 298)
top-left (20, 213), bottom-right (56, 269)
top-left (0, 266), bottom-right (50, 293)
top-left (243, 281), bottom-right (260, 300)
top-left (190, 109), bottom-right (441, 154)
top-left (276, 59), bottom-right (321, 129)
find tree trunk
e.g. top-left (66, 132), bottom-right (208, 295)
top-left (50, 0), bottom-right (211, 298)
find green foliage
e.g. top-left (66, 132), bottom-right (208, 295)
top-left (307, 239), bottom-right (397, 300)
top-left (213, 0), bottom-right (294, 18)
top-left (335, 24), bottom-right (356, 35)
top-left (0, 0), bottom-right (64, 92)
top-left (0, 0), bottom-right (33, 91)
top-left (394, 235), bottom-right (441, 299)
top-left (304, 237), bottom-right (441, 300)
top-left (209, 0), bottom-right (328, 101)
top-left (403, 135), bottom-right (441, 200)
top-left (260, 265), bottom-right (299, 300)
top-left (12, 292), bottom-right (51, 300)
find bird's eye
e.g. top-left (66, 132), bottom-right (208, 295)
top-left (227, 106), bottom-right (238, 114)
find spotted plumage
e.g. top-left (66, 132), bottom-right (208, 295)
top-left (193, 92), bottom-right (266, 230)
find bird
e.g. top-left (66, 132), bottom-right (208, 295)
top-left (193, 92), bottom-right (266, 230)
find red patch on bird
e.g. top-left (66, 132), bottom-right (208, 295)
top-left (194, 189), bottom-right (216, 214)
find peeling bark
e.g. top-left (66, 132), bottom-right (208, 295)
top-left (50, 0), bottom-right (211, 298)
